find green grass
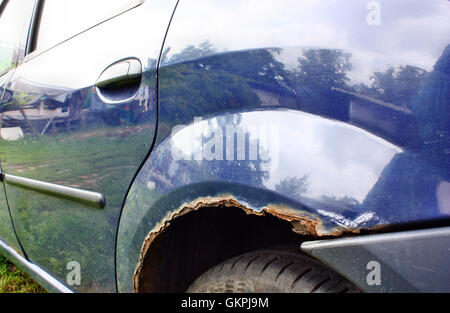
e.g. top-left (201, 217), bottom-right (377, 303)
top-left (0, 254), bottom-right (46, 293)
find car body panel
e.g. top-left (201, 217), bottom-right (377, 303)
top-left (0, 0), bottom-right (448, 293)
top-left (117, 0), bottom-right (449, 291)
top-left (0, 166), bottom-right (23, 255)
top-left (0, 0), bottom-right (36, 256)
top-left (1, 70), bottom-right (23, 255)
top-left (0, 0), bottom-right (177, 292)
top-left (301, 226), bottom-right (450, 292)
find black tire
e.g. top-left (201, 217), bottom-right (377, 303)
top-left (187, 247), bottom-right (359, 293)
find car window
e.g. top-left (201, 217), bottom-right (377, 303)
top-left (35, 0), bottom-right (143, 52)
top-left (0, 0), bottom-right (34, 75)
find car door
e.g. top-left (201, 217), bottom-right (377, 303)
top-left (1, 0), bottom-right (177, 292)
top-left (0, 0), bottom-right (36, 257)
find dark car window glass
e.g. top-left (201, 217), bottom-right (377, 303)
top-left (35, 0), bottom-right (140, 52)
top-left (0, 0), bottom-right (32, 75)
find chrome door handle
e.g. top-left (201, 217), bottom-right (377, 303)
top-left (95, 58), bottom-right (142, 103)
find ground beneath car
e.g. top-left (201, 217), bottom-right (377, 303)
top-left (0, 254), bottom-right (45, 293)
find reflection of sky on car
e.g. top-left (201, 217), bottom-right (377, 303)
top-left (243, 111), bottom-right (401, 202)
top-left (35, 0), bottom-right (135, 51)
top-left (163, 0), bottom-right (450, 70)
top-left (24, 0), bottom-right (449, 89)
top-left (0, 1), bottom-right (30, 41)
top-left (0, 42), bottom-right (14, 70)
top-left (272, 47), bottom-right (421, 86)
top-left (33, 0), bottom-right (450, 75)
top-left (170, 110), bottom-right (401, 203)
top-left (16, 0), bottom-right (177, 89)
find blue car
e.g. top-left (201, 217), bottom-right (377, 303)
top-left (0, 0), bottom-right (448, 293)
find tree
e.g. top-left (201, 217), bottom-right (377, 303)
top-left (355, 65), bottom-right (427, 110)
top-left (164, 41), bottom-right (217, 65)
top-left (292, 49), bottom-right (353, 120)
top-left (275, 175), bottom-right (309, 200)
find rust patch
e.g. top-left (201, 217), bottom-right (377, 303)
top-left (133, 196), bottom-right (379, 291)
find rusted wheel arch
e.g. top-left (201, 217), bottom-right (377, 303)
top-left (133, 197), bottom-right (349, 293)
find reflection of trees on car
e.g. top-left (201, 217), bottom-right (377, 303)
top-left (355, 65), bottom-right (427, 110)
top-left (148, 113), bottom-right (271, 193)
top-left (162, 41), bottom-right (217, 65)
top-left (159, 56), bottom-right (261, 127)
top-left (275, 175), bottom-right (310, 201)
top-left (202, 114), bottom-right (270, 188)
top-left (364, 45), bottom-right (450, 221)
top-left (292, 49), bottom-right (353, 120)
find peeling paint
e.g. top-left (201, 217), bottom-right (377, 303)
top-left (133, 195), bottom-right (386, 291)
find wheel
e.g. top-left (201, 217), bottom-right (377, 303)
top-left (187, 247), bottom-right (359, 293)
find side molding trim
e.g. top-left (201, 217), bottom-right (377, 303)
top-left (0, 238), bottom-right (73, 293)
top-left (2, 174), bottom-right (106, 209)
